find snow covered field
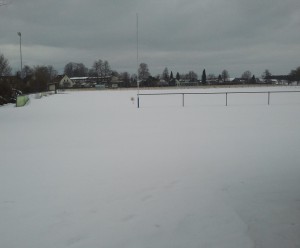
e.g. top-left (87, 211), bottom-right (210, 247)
top-left (1, 86), bottom-right (300, 248)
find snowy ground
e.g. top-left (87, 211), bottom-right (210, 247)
top-left (1, 86), bottom-right (300, 248)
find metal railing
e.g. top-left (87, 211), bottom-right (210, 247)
top-left (137, 90), bottom-right (300, 108)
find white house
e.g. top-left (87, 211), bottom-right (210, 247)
top-left (53, 75), bottom-right (74, 88)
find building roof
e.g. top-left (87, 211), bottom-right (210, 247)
top-left (52, 75), bottom-right (66, 83)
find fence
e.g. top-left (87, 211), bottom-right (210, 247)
top-left (137, 90), bottom-right (300, 108)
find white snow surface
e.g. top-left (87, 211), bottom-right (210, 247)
top-left (1, 87), bottom-right (300, 248)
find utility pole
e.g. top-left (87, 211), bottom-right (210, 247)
top-left (137, 13), bottom-right (140, 108)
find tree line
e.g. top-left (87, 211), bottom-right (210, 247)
top-left (1, 52), bottom-right (300, 99)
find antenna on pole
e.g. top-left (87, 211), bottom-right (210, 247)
top-left (137, 13), bottom-right (140, 108)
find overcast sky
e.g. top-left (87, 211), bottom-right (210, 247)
top-left (1, 0), bottom-right (300, 77)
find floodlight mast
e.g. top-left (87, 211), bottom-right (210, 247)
top-left (137, 13), bottom-right (140, 108)
top-left (17, 32), bottom-right (23, 78)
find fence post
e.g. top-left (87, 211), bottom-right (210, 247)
top-left (137, 95), bottom-right (140, 108)
top-left (182, 93), bottom-right (185, 107)
top-left (268, 92), bottom-right (270, 105)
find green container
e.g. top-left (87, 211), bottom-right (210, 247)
top-left (16, 95), bottom-right (29, 107)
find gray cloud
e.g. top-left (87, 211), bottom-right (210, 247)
top-left (1, 0), bottom-right (299, 77)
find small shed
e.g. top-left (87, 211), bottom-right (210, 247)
top-left (48, 82), bottom-right (58, 93)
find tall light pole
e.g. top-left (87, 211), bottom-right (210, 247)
top-left (136, 13), bottom-right (140, 108)
top-left (17, 32), bottom-right (23, 78)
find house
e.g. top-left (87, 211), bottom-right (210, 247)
top-left (179, 80), bottom-right (198, 86)
top-left (264, 75), bottom-right (291, 85)
top-left (53, 75), bottom-right (74, 88)
top-left (231, 78), bottom-right (248, 84)
top-left (69, 77), bottom-right (90, 87)
top-left (157, 79), bottom-right (169, 87)
top-left (70, 76), bottom-right (106, 87)
top-left (108, 76), bottom-right (124, 88)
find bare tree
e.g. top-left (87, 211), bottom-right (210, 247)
top-left (120, 72), bottom-right (130, 87)
top-left (103, 60), bottom-right (111, 78)
top-left (22, 65), bottom-right (33, 78)
top-left (241, 70), bottom-right (252, 82)
top-left (221, 70), bottom-right (229, 82)
top-left (31, 66), bottom-right (53, 92)
top-left (0, 53), bottom-right (12, 76)
top-left (111, 70), bottom-right (119, 77)
top-left (262, 69), bottom-right (271, 79)
top-left (92, 60), bottom-right (103, 83)
top-left (0, 53), bottom-right (12, 100)
top-left (290, 66), bottom-right (300, 83)
top-left (187, 71), bottom-right (198, 81)
top-left (47, 65), bottom-right (57, 81)
top-left (131, 74), bottom-right (137, 86)
top-left (262, 69), bottom-right (272, 83)
top-left (207, 73), bottom-right (216, 80)
top-left (138, 63), bottom-right (150, 80)
top-left (64, 62), bottom-right (87, 77)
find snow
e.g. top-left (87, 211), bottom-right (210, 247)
top-left (1, 86), bottom-right (300, 248)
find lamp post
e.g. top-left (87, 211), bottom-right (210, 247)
top-left (136, 13), bottom-right (140, 108)
top-left (17, 32), bottom-right (23, 78)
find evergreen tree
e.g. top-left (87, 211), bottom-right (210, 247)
top-left (176, 72), bottom-right (180, 80)
top-left (162, 67), bottom-right (169, 81)
top-left (202, 69), bottom-right (207, 84)
top-left (218, 74), bottom-right (222, 83)
top-left (168, 71), bottom-right (175, 86)
top-left (251, 75), bottom-right (256, 84)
